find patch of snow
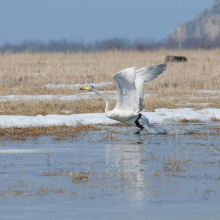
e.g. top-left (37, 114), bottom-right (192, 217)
top-left (186, 95), bottom-right (219, 100)
top-left (175, 103), bottom-right (211, 107)
top-left (60, 110), bottom-right (72, 114)
top-left (1, 108), bottom-right (220, 128)
top-left (152, 108), bottom-right (216, 123)
top-left (44, 82), bottom-right (113, 90)
top-left (23, 72), bottom-right (40, 76)
top-left (185, 95), bottom-right (198, 100)
top-left (0, 114), bottom-right (114, 128)
top-left (0, 93), bottom-right (95, 102)
top-left (161, 97), bottom-right (176, 101)
top-left (211, 96), bottom-right (219, 99)
top-left (0, 91), bottom-right (152, 102)
top-left (191, 90), bottom-right (220, 94)
top-left (141, 109), bottom-right (150, 112)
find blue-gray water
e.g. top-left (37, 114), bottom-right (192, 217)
top-left (0, 123), bottom-right (220, 220)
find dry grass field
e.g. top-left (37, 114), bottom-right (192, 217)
top-left (0, 49), bottom-right (220, 116)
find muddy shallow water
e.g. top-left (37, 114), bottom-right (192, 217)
top-left (0, 123), bottom-right (220, 220)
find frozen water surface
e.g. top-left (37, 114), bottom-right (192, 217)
top-left (0, 123), bottom-right (220, 220)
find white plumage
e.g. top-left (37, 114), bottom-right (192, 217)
top-left (80, 64), bottom-right (167, 134)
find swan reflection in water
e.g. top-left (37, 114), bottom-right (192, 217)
top-left (105, 139), bottom-right (153, 201)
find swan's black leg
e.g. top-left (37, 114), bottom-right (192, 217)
top-left (134, 127), bottom-right (144, 134)
top-left (134, 113), bottom-right (144, 134)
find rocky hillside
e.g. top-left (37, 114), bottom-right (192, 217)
top-left (167, 0), bottom-right (220, 42)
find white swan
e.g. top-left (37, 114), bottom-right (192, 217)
top-left (80, 64), bottom-right (167, 134)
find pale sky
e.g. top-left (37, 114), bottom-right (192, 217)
top-left (0, 0), bottom-right (215, 45)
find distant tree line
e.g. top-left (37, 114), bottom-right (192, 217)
top-left (1, 38), bottom-right (220, 53)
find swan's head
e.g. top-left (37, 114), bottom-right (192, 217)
top-left (79, 85), bottom-right (94, 91)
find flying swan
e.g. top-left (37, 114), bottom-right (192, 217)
top-left (80, 64), bottom-right (167, 134)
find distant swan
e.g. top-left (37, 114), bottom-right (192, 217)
top-left (80, 64), bottom-right (167, 134)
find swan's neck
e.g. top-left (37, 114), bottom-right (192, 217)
top-left (92, 88), bottom-right (110, 113)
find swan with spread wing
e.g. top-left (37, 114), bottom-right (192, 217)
top-left (80, 64), bottom-right (167, 134)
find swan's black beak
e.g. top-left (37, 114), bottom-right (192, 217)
top-left (79, 88), bottom-right (83, 90)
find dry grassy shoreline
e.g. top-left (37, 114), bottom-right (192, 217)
top-left (0, 124), bottom-right (102, 141)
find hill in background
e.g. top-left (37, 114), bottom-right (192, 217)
top-left (167, 0), bottom-right (220, 42)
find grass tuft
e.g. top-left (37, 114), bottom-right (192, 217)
top-left (0, 124), bottom-right (101, 141)
top-left (179, 118), bottom-right (200, 123)
top-left (211, 117), bottom-right (220, 122)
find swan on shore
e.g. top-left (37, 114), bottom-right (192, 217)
top-left (80, 64), bottom-right (167, 134)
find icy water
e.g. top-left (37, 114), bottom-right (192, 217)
top-left (0, 123), bottom-right (220, 220)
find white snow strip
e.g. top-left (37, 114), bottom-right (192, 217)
top-left (60, 110), bottom-right (72, 114)
top-left (44, 82), bottom-right (113, 90)
top-left (0, 93), bottom-right (96, 102)
top-left (0, 108), bottom-right (220, 128)
top-left (0, 92), bottom-right (153, 102)
top-left (186, 95), bottom-right (219, 100)
top-left (0, 113), bottom-right (114, 128)
top-left (175, 103), bottom-right (212, 107)
top-left (23, 72), bottom-right (40, 76)
top-left (191, 90), bottom-right (220, 94)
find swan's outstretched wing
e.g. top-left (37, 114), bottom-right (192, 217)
top-left (113, 66), bottom-right (139, 112)
top-left (135, 64), bottom-right (167, 111)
